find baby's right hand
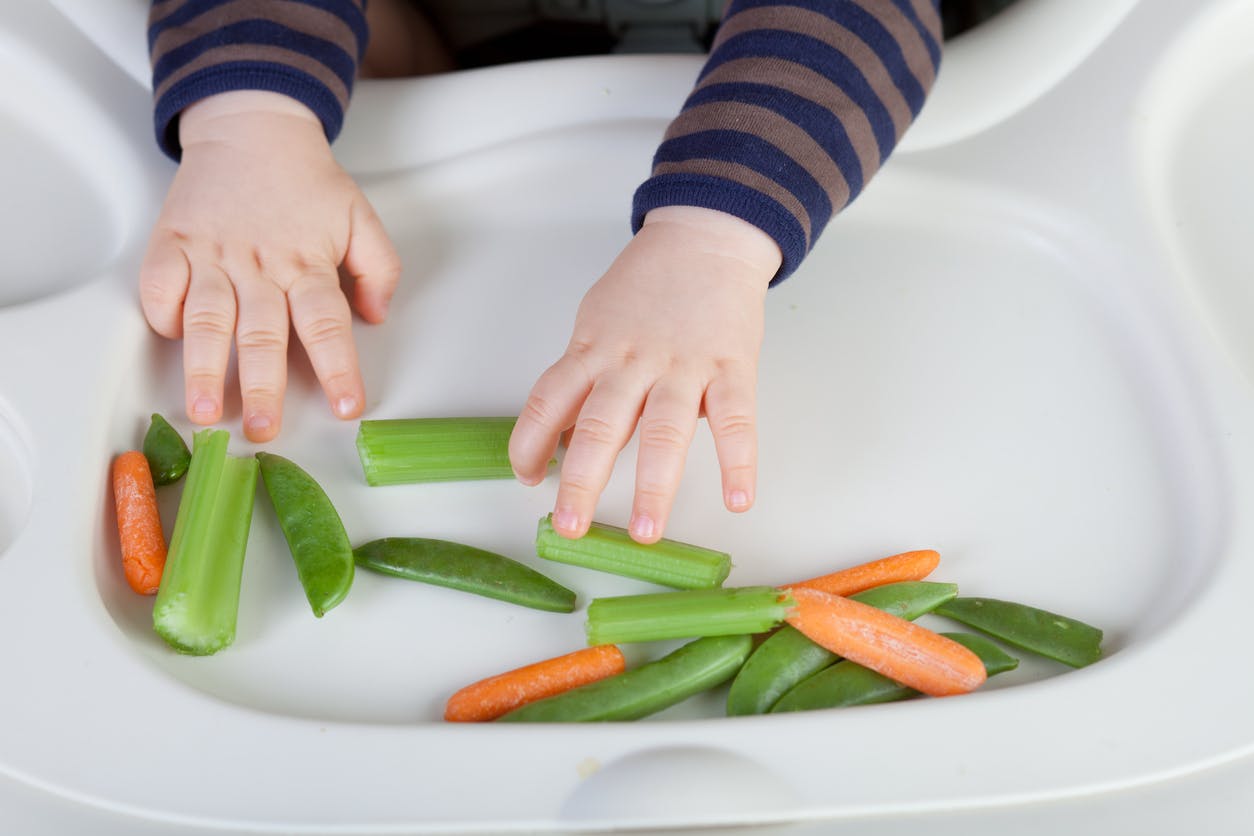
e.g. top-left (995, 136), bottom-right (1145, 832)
top-left (139, 90), bottom-right (400, 442)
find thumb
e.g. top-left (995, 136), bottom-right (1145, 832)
top-left (344, 197), bottom-right (401, 324)
top-left (139, 231), bottom-right (191, 338)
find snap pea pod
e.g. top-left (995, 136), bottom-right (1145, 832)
top-left (726, 626), bottom-right (835, 717)
top-left (948, 632), bottom-right (1020, 675)
top-left (256, 452), bottom-right (355, 618)
top-left (934, 596), bottom-right (1103, 668)
top-left (354, 537), bottom-right (576, 613)
top-left (726, 581), bottom-right (959, 716)
top-left (143, 412), bottom-right (191, 486)
top-left (770, 632), bottom-right (1018, 713)
top-left (497, 634), bottom-right (753, 722)
top-left (850, 581), bottom-right (961, 618)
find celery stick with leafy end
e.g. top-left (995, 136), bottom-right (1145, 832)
top-left (586, 586), bottom-right (794, 645)
top-left (356, 417), bottom-right (543, 485)
top-left (536, 515), bottom-right (731, 589)
top-left (153, 429), bottom-right (258, 655)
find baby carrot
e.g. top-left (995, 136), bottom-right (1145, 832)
top-left (789, 549), bottom-right (940, 597)
top-left (445, 645), bottom-right (627, 722)
top-left (770, 632), bottom-right (1019, 713)
top-left (726, 581), bottom-right (959, 716)
top-left (111, 450), bottom-right (167, 594)
top-left (784, 586), bottom-right (986, 697)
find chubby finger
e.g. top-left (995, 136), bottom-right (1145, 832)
top-left (552, 372), bottom-right (647, 539)
top-left (182, 263), bottom-right (237, 425)
top-left (139, 233), bottom-right (191, 338)
top-left (287, 263), bottom-right (365, 420)
top-left (344, 198), bottom-right (401, 324)
top-left (510, 354), bottom-right (593, 486)
top-left (702, 367), bottom-right (758, 513)
top-left (630, 376), bottom-right (701, 543)
top-left (234, 275), bottom-right (289, 441)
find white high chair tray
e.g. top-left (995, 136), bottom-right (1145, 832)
top-left (3, 0), bottom-right (1254, 832)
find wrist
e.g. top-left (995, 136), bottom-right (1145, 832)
top-left (179, 90), bottom-right (325, 148)
top-left (640, 206), bottom-right (783, 282)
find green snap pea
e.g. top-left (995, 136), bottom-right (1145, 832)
top-left (143, 412), bottom-right (191, 486)
top-left (850, 581), bottom-right (960, 618)
top-left (354, 537), bottom-right (576, 613)
top-left (770, 632), bottom-right (1019, 713)
top-left (945, 632), bottom-right (1020, 676)
top-left (256, 452), bottom-right (354, 618)
top-left (498, 634), bottom-right (753, 722)
top-left (934, 596), bottom-right (1103, 668)
top-left (726, 581), bottom-right (959, 716)
top-left (726, 626), bottom-right (835, 716)
top-left (771, 656), bottom-right (914, 712)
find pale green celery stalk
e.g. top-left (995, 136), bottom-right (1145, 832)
top-left (356, 417), bottom-right (535, 485)
top-left (536, 515), bottom-right (730, 589)
top-left (586, 586), bottom-right (793, 645)
top-left (153, 429), bottom-right (258, 655)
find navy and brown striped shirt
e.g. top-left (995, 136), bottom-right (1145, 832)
top-left (149, 1), bottom-right (942, 282)
top-left (149, 0), bottom-right (367, 157)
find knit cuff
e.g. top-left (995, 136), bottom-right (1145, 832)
top-left (632, 172), bottom-right (809, 285)
top-left (153, 63), bottom-right (347, 162)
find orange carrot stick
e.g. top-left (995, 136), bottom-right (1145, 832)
top-left (790, 549), bottom-right (940, 597)
top-left (445, 645), bottom-right (627, 722)
top-left (111, 450), bottom-right (167, 595)
top-left (784, 586), bottom-right (986, 697)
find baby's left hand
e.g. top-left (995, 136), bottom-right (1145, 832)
top-left (509, 205), bottom-right (782, 543)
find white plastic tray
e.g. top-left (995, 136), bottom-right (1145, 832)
top-left (3, 0), bottom-right (1254, 832)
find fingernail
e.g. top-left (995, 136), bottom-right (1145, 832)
top-left (191, 396), bottom-right (217, 421)
top-left (728, 489), bottom-right (751, 511)
top-left (335, 396), bottom-right (358, 418)
top-left (553, 507), bottom-right (581, 535)
top-left (630, 514), bottom-right (655, 540)
top-left (246, 413), bottom-right (272, 435)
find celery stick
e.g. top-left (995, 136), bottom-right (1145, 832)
top-left (153, 430), bottom-right (258, 655)
top-left (356, 417), bottom-right (527, 485)
top-left (536, 515), bottom-right (730, 589)
top-left (586, 586), bottom-right (793, 645)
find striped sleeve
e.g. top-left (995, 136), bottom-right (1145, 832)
top-left (148, 0), bottom-right (368, 160)
top-left (631, 0), bottom-right (943, 283)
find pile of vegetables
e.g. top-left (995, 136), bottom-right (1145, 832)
top-left (111, 415), bottom-right (1103, 722)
